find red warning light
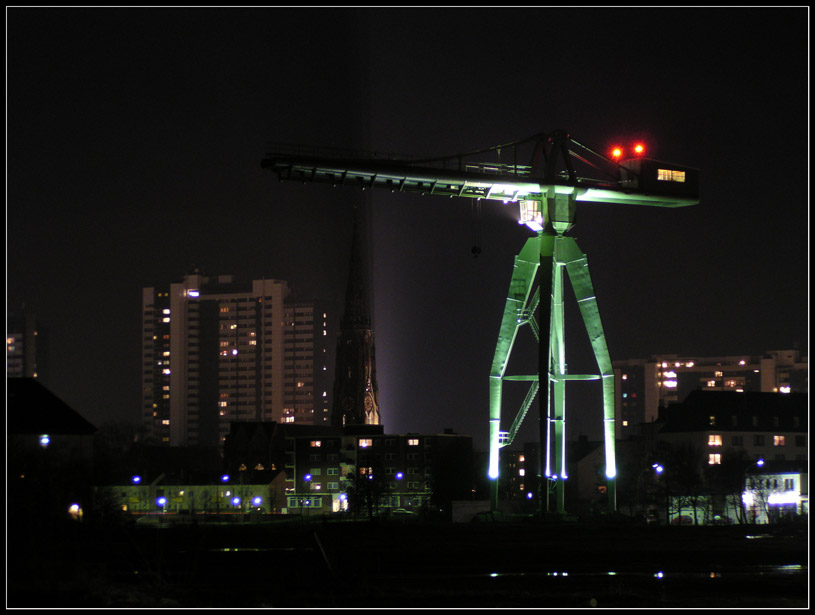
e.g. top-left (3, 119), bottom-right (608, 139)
top-left (633, 143), bottom-right (645, 156)
top-left (611, 147), bottom-right (623, 160)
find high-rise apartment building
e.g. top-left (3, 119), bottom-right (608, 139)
top-left (7, 309), bottom-right (47, 382)
top-left (613, 349), bottom-right (808, 438)
top-left (283, 302), bottom-right (334, 425)
top-left (142, 272), bottom-right (333, 446)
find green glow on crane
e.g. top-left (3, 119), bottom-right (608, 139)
top-left (262, 130), bottom-right (699, 516)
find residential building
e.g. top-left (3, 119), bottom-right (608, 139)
top-left (285, 427), bottom-right (472, 516)
top-left (283, 302), bottom-right (334, 425)
top-left (7, 309), bottom-right (47, 382)
top-left (141, 271), bottom-right (333, 447)
top-left (614, 349), bottom-right (808, 438)
top-left (8, 378), bottom-right (97, 524)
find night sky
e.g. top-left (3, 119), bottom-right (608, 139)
top-left (7, 7), bottom-right (808, 448)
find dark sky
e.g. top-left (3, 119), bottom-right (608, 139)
top-left (7, 7), bottom-right (809, 448)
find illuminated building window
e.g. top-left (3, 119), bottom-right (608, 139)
top-left (657, 169), bottom-right (686, 183)
top-left (162, 317), bottom-right (171, 323)
top-left (408, 438), bottom-right (420, 446)
top-left (218, 401), bottom-right (227, 407)
top-left (621, 374), bottom-right (628, 380)
top-left (773, 435), bottom-right (786, 447)
top-left (162, 419), bottom-right (170, 425)
top-left (359, 438), bottom-right (372, 448)
top-left (663, 380), bottom-right (678, 388)
top-left (310, 440), bottom-right (322, 447)
top-left (162, 309), bottom-right (170, 315)
top-left (220, 306), bottom-right (230, 313)
top-left (708, 453), bottom-right (721, 465)
top-left (779, 386), bottom-right (791, 394)
top-left (708, 434), bottom-right (722, 446)
top-left (714, 371), bottom-right (723, 378)
top-left (622, 420), bottom-right (629, 427)
top-left (519, 469), bottom-right (525, 477)
top-left (706, 380), bottom-right (717, 388)
top-left (519, 455), bottom-right (525, 462)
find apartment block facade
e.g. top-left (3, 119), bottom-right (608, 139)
top-left (614, 349), bottom-right (808, 439)
top-left (142, 273), bottom-right (333, 446)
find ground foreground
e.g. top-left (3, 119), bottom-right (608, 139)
top-left (8, 517), bottom-right (808, 608)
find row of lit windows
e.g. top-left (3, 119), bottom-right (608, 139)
top-left (708, 433), bottom-right (805, 447)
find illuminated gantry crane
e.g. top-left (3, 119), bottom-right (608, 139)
top-left (262, 130), bottom-right (699, 514)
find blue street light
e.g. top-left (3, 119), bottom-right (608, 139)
top-left (39, 434), bottom-right (51, 448)
top-left (232, 496), bottom-right (241, 507)
top-left (395, 472), bottom-right (404, 480)
top-left (252, 496), bottom-right (262, 506)
top-left (132, 475), bottom-right (142, 484)
top-left (756, 459), bottom-right (765, 467)
top-left (304, 474), bottom-right (312, 482)
top-left (156, 497), bottom-right (167, 508)
top-left (221, 474), bottom-right (230, 482)
top-left (652, 463), bottom-right (664, 474)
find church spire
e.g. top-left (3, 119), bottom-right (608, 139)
top-left (331, 205), bottom-right (381, 427)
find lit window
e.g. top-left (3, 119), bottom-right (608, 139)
top-left (622, 420), bottom-right (629, 427)
top-left (708, 434), bottom-right (722, 446)
top-left (162, 317), bottom-right (171, 323)
top-left (663, 380), bottom-right (678, 388)
top-left (162, 419), bottom-right (170, 425)
top-left (706, 380), bottom-right (717, 388)
top-left (218, 401), bottom-right (227, 407)
top-left (779, 386), bottom-right (791, 394)
top-left (621, 374), bottom-right (628, 380)
top-left (519, 469), bottom-right (525, 477)
top-left (657, 169), bottom-right (686, 183)
top-left (773, 435), bottom-right (786, 447)
top-left (359, 438), bottom-right (372, 448)
top-left (686, 361), bottom-right (694, 367)
top-left (162, 309), bottom-right (170, 315)
top-left (310, 440), bottom-right (322, 447)
top-left (519, 455), bottom-right (525, 462)
top-left (408, 438), bottom-right (420, 446)
top-left (714, 371), bottom-right (723, 378)
top-left (708, 453), bottom-right (721, 465)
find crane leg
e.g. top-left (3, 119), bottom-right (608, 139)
top-left (488, 236), bottom-right (540, 511)
top-left (558, 236), bottom-right (617, 512)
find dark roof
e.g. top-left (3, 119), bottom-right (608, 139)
top-left (660, 390), bottom-right (807, 433)
top-left (7, 377), bottom-right (97, 435)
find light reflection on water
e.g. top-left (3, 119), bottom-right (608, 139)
top-left (482, 564), bottom-right (805, 581)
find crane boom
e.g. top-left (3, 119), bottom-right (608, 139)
top-left (261, 131), bottom-right (699, 210)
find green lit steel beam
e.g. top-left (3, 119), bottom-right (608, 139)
top-left (488, 236), bottom-right (539, 497)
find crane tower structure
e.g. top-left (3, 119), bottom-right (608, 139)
top-left (261, 130), bottom-right (699, 514)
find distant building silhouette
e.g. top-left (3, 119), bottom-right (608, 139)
top-left (331, 211), bottom-right (381, 426)
top-left (7, 308), bottom-right (48, 383)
